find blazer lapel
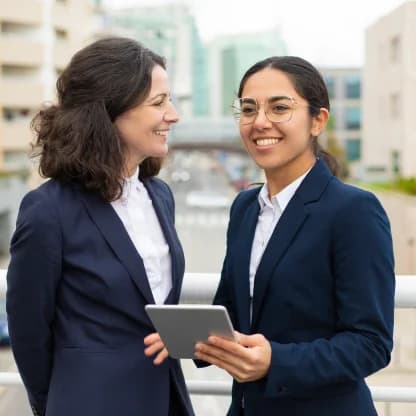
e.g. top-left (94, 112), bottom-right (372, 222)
top-left (251, 194), bottom-right (309, 329)
top-left (233, 197), bottom-right (260, 334)
top-left (80, 190), bottom-right (155, 304)
top-left (251, 159), bottom-right (333, 329)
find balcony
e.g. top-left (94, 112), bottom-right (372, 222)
top-left (0, 0), bottom-right (42, 25)
top-left (0, 80), bottom-right (43, 108)
top-left (0, 37), bottom-right (43, 67)
top-left (52, 2), bottom-right (70, 32)
top-left (54, 40), bottom-right (71, 71)
top-left (1, 120), bottom-right (32, 152)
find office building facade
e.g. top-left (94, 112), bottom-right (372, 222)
top-left (362, 1), bottom-right (416, 180)
top-left (0, 0), bottom-right (97, 171)
top-left (320, 67), bottom-right (362, 177)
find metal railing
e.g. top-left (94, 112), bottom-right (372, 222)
top-left (1, 269), bottom-right (416, 403)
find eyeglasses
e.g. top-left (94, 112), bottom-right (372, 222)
top-left (232, 95), bottom-right (300, 125)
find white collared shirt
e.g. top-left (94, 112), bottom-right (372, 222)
top-left (249, 169), bottom-right (311, 299)
top-left (111, 168), bottom-right (172, 304)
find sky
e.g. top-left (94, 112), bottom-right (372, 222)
top-left (104, 0), bottom-right (412, 67)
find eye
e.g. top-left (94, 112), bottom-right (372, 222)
top-left (271, 104), bottom-right (290, 113)
top-left (240, 105), bottom-right (257, 115)
top-left (151, 95), bottom-right (171, 107)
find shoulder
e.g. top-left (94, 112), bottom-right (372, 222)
top-left (327, 179), bottom-right (385, 213)
top-left (230, 186), bottom-right (261, 214)
top-left (20, 180), bottom-right (59, 212)
top-left (324, 179), bottom-right (390, 232)
top-left (18, 180), bottom-right (79, 225)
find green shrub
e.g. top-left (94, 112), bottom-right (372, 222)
top-left (395, 177), bottom-right (416, 195)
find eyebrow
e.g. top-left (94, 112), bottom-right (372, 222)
top-left (146, 93), bottom-right (169, 103)
top-left (240, 95), bottom-right (292, 102)
top-left (268, 95), bottom-right (292, 101)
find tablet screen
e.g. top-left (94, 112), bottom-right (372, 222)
top-left (145, 304), bottom-right (235, 359)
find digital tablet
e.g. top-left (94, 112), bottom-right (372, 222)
top-left (145, 304), bottom-right (235, 359)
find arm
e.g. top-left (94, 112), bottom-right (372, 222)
top-left (194, 196), bottom-right (240, 369)
top-left (264, 191), bottom-right (395, 396)
top-left (6, 190), bottom-right (62, 415)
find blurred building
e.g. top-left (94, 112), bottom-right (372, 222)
top-left (208, 30), bottom-right (287, 118)
top-left (362, 0), bottom-right (416, 180)
top-left (320, 67), bottom-right (362, 177)
top-left (105, 3), bottom-right (209, 118)
top-left (0, 0), bottom-right (98, 172)
top-left (0, 0), bottom-right (98, 254)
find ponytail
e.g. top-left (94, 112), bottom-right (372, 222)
top-left (312, 137), bottom-right (340, 177)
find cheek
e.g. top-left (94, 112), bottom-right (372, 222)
top-left (239, 125), bottom-right (251, 141)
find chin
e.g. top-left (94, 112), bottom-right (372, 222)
top-left (154, 145), bottom-right (169, 158)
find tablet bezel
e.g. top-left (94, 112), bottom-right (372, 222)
top-left (145, 304), bottom-right (235, 359)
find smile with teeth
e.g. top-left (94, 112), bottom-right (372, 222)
top-left (154, 130), bottom-right (169, 136)
top-left (254, 137), bottom-right (281, 146)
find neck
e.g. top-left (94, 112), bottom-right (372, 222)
top-left (123, 163), bottom-right (139, 178)
top-left (265, 157), bottom-right (316, 197)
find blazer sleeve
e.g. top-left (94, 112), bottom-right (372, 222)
top-left (264, 191), bottom-right (395, 397)
top-left (6, 189), bottom-right (62, 415)
top-left (194, 194), bottom-right (240, 369)
top-left (212, 193), bottom-right (242, 326)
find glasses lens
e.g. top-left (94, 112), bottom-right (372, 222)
top-left (232, 98), bottom-right (258, 125)
top-left (265, 97), bottom-right (295, 123)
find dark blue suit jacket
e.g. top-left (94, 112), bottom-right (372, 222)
top-left (214, 159), bottom-right (395, 416)
top-left (6, 177), bottom-right (194, 416)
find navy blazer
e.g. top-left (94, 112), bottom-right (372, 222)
top-left (6, 177), bottom-right (194, 416)
top-left (214, 159), bottom-right (395, 416)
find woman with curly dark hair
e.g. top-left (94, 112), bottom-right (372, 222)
top-left (6, 37), bottom-right (194, 416)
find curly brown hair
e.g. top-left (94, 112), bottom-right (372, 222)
top-left (31, 37), bottom-right (166, 201)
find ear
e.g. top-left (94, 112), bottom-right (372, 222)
top-left (310, 108), bottom-right (329, 137)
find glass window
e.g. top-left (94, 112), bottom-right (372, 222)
top-left (324, 76), bottom-right (335, 99)
top-left (344, 75), bottom-right (360, 99)
top-left (390, 35), bottom-right (401, 63)
top-left (390, 93), bottom-right (400, 119)
top-left (345, 138), bottom-right (361, 161)
top-left (391, 150), bottom-right (401, 175)
top-left (345, 107), bottom-right (361, 130)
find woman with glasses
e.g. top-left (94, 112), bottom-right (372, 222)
top-left (6, 37), bottom-right (194, 416)
top-left (193, 56), bottom-right (395, 415)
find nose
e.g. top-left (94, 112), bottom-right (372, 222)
top-left (252, 107), bottom-right (272, 129)
top-left (164, 101), bottom-right (180, 123)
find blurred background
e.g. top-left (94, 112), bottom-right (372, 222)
top-left (0, 0), bottom-right (416, 414)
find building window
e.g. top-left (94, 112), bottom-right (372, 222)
top-left (2, 108), bottom-right (32, 122)
top-left (345, 138), bottom-right (361, 161)
top-left (390, 35), bottom-right (401, 62)
top-left (366, 166), bottom-right (386, 173)
top-left (344, 75), bottom-right (360, 99)
top-left (54, 28), bottom-right (68, 40)
top-left (3, 151), bottom-right (31, 170)
top-left (391, 150), bottom-right (401, 176)
top-left (345, 107), bottom-right (361, 130)
top-left (324, 76), bottom-right (335, 99)
top-left (390, 93), bottom-right (400, 119)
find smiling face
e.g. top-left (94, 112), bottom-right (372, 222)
top-left (239, 67), bottom-right (328, 189)
top-left (115, 65), bottom-right (179, 175)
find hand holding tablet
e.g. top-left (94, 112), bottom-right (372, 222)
top-left (145, 304), bottom-right (235, 359)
